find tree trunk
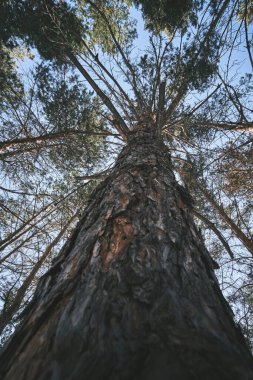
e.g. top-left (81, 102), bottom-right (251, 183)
top-left (1, 125), bottom-right (253, 380)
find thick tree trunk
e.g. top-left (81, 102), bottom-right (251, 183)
top-left (1, 125), bottom-right (253, 380)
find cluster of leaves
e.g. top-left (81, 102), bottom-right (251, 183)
top-left (132, 0), bottom-right (204, 33)
top-left (78, 0), bottom-right (136, 54)
top-left (237, 0), bottom-right (253, 23)
top-left (0, 46), bottom-right (24, 105)
top-left (0, 0), bottom-right (84, 61)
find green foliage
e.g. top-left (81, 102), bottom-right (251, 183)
top-left (0, 0), bottom-right (136, 62)
top-left (0, 0), bottom-right (84, 61)
top-left (77, 0), bottom-right (136, 53)
top-left (180, 38), bottom-right (219, 91)
top-left (237, 0), bottom-right (253, 23)
top-left (0, 66), bottom-right (108, 189)
top-left (34, 63), bottom-right (106, 170)
top-left (132, 0), bottom-right (204, 33)
top-left (0, 45), bottom-right (24, 104)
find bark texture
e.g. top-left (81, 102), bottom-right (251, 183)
top-left (1, 125), bottom-right (253, 380)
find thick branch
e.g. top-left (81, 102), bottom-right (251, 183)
top-left (0, 130), bottom-right (116, 151)
top-left (193, 209), bottom-right (234, 259)
top-left (189, 121), bottom-right (253, 133)
top-left (81, 40), bottom-right (139, 120)
top-left (68, 52), bottom-right (129, 141)
top-left (156, 81), bottom-right (166, 136)
top-left (86, 0), bottom-right (145, 110)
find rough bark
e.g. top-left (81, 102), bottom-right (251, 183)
top-left (1, 124), bottom-right (253, 380)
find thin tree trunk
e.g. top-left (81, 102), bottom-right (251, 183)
top-left (0, 213), bottom-right (77, 335)
top-left (1, 124), bottom-right (253, 380)
top-left (198, 185), bottom-right (253, 256)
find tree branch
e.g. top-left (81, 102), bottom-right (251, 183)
top-left (192, 209), bottom-right (234, 259)
top-left (198, 184), bottom-right (253, 256)
top-left (68, 52), bottom-right (129, 141)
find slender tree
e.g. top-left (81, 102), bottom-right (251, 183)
top-left (0, 212), bottom-right (78, 335)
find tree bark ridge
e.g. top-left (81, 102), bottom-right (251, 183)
top-left (1, 126), bottom-right (253, 380)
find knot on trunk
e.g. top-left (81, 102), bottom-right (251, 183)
top-left (129, 112), bottom-right (158, 142)
top-left (101, 216), bottom-right (135, 270)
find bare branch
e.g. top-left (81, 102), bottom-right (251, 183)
top-left (68, 52), bottom-right (129, 141)
top-left (193, 209), bottom-right (234, 259)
